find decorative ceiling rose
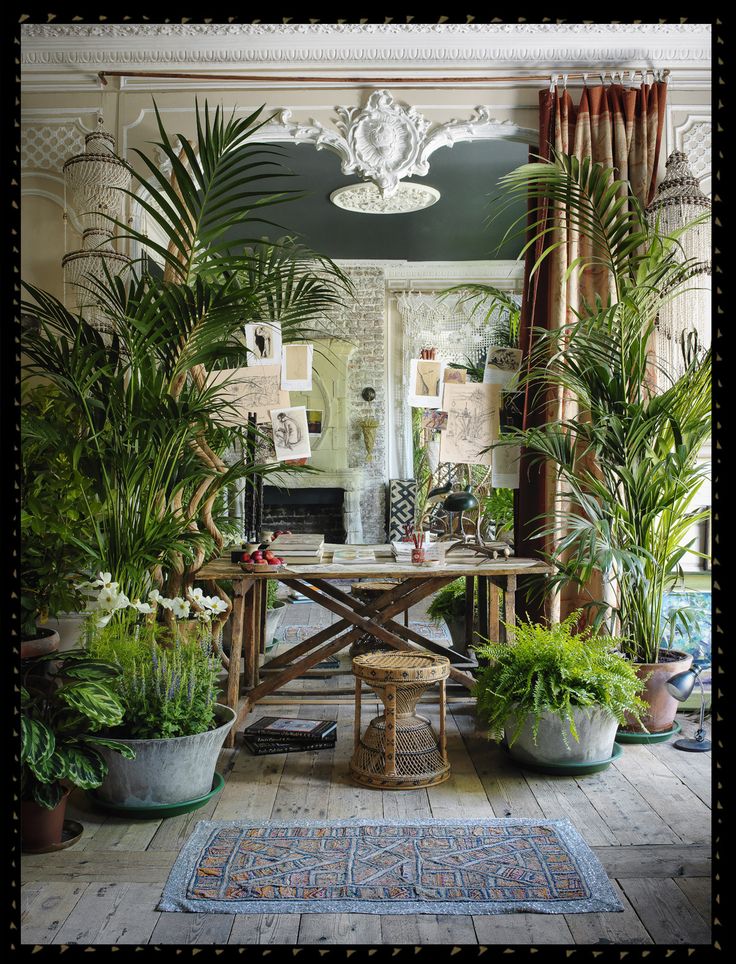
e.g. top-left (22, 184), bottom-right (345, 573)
top-left (330, 181), bottom-right (440, 214)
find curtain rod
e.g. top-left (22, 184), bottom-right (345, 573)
top-left (98, 68), bottom-right (669, 87)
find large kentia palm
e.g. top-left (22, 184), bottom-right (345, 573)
top-left (22, 101), bottom-right (350, 633)
top-left (495, 153), bottom-right (711, 664)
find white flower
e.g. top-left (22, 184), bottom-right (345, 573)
top-left (95, 613), bottom-right (112, 629)
top-left (188, 587), bottom-right (204, 601)
top-left (157, 596), bottom-right (175, 611)
top-left (131, 600), bottom-right (153, 614)
top-left (208, 597), bottom-right (228, 615)
top-left (171, 597), bottom-right (190, 619)
top-left (97, 587), bottom-right (129, 612)
top-left (196, 609), bottom-right (212, 622)
top-left (91, 571), bottom-right (115, 590)
top-left (148, 589), bottom-right (163, 605)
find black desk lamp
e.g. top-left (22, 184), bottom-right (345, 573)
top-left (665, 664), bottom-right (711, 752)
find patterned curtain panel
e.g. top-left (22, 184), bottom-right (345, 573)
top-left (516, 79), bottom-right (668, 623)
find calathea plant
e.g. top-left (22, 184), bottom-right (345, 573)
top-left (21, 650), bottom-right (134, 809)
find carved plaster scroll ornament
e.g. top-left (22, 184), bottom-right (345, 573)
top-left (273, 89), bottom-right (527, 197)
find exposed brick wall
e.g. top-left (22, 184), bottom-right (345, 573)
top-left (326, 264), bottom-right (387, 543)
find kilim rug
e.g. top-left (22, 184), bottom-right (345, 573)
top-left (157, 818), bottom-right (622, 915)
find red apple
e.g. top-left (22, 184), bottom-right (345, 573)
top-left (241, 552), bottom-right (251, 562)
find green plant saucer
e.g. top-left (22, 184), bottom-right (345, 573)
top-left (90, 771), bottom-right (225, 819)
top-left (615, 721), bottom-right (682, 745)
top-left (502, 741), bottom-right (623, 776)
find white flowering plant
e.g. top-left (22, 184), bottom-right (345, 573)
top-left (81, 574), bottom-right (228, 739)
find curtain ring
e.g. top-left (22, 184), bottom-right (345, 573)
top-left (562, 73), bottom-right (568, 90)
top-left (582, 72), bottom-right (588, 86)
top-left (549, 73), bottom-right (558, 92)
top-left (599, 71), bottom-right (607, 87)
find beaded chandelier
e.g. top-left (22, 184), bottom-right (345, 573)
top-left (646, 150), bottom-right (711, 381)
top-left (62, 117), bottom-right (131, 333)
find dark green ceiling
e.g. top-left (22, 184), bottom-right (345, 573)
top-left (239, 138), bottom-right (530, 261)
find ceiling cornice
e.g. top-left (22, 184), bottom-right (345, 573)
top-left (21, 22), bottom-right (711, 77)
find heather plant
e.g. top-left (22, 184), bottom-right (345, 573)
top-left (473, 611), bottom-right (647, 747)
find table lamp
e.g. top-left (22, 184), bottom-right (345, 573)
top-left (665, 664), bottom-right (711, 752)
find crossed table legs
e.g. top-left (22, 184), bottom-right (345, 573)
top-left (222, 574), bottom-right (481, 747)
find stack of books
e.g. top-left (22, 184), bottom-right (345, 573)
top-left (269, 533), bottom-right (325, 565)
top-left (330, 546), bottom-right (376, 565)
top-left (242, 716), bottom-right (337, 755)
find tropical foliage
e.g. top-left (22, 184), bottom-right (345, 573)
top-left (494, 153), bottom-right (711, 663)
top-left (21, 101), bottom-right (350, 614)
top-left (21, 650), bottom-right (134, 809)
top-left (473, 611), bottom-right (647, 747)
top-left (427, 578), bottom-right (475, 624)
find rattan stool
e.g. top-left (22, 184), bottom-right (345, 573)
top-left (350, 652), bottom-right (451, 789)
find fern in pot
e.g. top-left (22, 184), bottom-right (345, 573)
top-left (473, 612), bottom-right (646, 771)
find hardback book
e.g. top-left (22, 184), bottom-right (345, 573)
top-left (243, 736), bottom-right (336, 756)
top-left (330, 547), bottom-right (376, 564)
top-left (270, 533), bottom-right (325, 551)
top-left (242, 716), bottom-right (337, 741)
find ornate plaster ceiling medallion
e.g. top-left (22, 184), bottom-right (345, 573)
top-left (330, 182), bottom-right (440, 215)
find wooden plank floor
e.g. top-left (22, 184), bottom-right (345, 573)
top-left (21, 598), bottom-right (712, 947)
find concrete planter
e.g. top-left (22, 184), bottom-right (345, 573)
top-left (96, 703), bottom-right (236, 807)
top-left (504, 705), bottom-right (619, 766)
top-left (48, 613), bottom-right (86, 652)
top-left (264, 601), bottom-right (287, 650)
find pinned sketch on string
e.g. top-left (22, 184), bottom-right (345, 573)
top-left (483, 347), bottom-right (523, 387)
top-left (207, 364), bottom-right (289, 423)
top-left (492, 443), bottom-right (521, 489)
top-left (440, 382), bottom-right (500, 466)
top-left (409, 358), bottom-right (445, 408)
top-left (245, 322), bottom-right (282, 366)
top-left (421, 409), bottom-right (448, 433)
top-left (281, 343), bottom-right (313, 391)
top-left (270, 406), bottom-right (312, 461)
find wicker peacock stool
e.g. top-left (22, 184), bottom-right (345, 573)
top-left (350, 651), bottom-right (451, 789)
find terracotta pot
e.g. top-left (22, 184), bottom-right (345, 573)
top-left (21, 786), bottom-right (71, 850)
top-left (20, 626), bottom-right (60, 660)
top-left (622, 649), bottom-right (693, 733)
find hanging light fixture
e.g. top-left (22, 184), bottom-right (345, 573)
top-left (62, 115), bottom-right (132, 333)
top-left (646, 150), bottom-right (711, 380)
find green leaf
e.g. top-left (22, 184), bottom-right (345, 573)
top-left (61, 746), bottom-right (108, 790)
top-left (80, 735), bottom-right (136, 760)
top-left (28, 750), bottom-right (67, 784)
top-left (21, 716), bottom-right (55, 767)
top-left (57, 681), bottom-right (125, 728)
top-left (32, 779), bottom-right (64, 810)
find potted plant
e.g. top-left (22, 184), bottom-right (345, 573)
top-left (473, 612), bottom-right (647, 772)
top-left (81, 577), bottom-right (234, 812)
top-left (21, 648), bottom-right (133, 850)
top-left (21, 100), bottom-right (349, 639)
top-left (496, 153), bottom-right (711, 736)
top-left (21, 384), bottom-right (99, 656)
top-left (264, 580), bottom-right (287, 652)
top-left (427, 578), bottom-right (476, 653)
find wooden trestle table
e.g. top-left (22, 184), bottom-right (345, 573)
top-left (197, 551), bottom-right (552, 748)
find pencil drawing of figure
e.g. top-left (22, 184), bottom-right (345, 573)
top-left (274, 411), bottom-right (302, 450)
top-left (254, 325), bottom-right (273, 360)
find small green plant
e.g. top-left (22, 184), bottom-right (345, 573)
top-left (21, 650), bottom-right (134, 809)
top-left (427, 579), bottom-right (475, 624)
top-left (266, 580), bottom-right (279, 611)
top-left (473, 612), bottom-right (647, 747)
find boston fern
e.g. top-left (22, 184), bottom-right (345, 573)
top-left (473, 612), bottom-right (647, 747)
top-left (21, 650), bottom-right (134, 809)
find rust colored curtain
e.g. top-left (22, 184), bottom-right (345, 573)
top-left (516, 80), bottom-right (668, 623)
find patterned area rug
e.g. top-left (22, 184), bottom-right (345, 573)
top-left (157, 818), bottom-right (622, 915)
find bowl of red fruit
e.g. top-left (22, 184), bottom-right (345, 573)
top-left (237, 548), bottom-right (286, 572)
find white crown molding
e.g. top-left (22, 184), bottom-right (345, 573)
top-left (21, 23), bottom-right (711, 79)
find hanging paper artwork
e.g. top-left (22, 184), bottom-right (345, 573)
top-left (270, 406), bottom-right (312, 461)
top-left (408, 358), bottom-right (445, 408)
top-left (245, 322), bottom-right (282, 366)
top-left (421, 409), bottom-right (448, 433)
top-left (483, 346), bottom-right (523, 387)
top-left (443, 367), bottom-right (467, 384)
top-left (207, 365), bottom-right (290, 424)
top-left (492, 443), bottom-right (521, 489)
top-left (281, 343), bottom-right (313, 391)
top-left (439, 383), bottom-right (500, 466)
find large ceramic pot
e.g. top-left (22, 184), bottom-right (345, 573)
top-left (95, 703), bottom-right (236, 807)
top-left (504, 705), bottom-right (619, 766)
top-left (621, 649), bottom-right (693, 734)
top-left (48, 613), bottom-right (86, 652)
top-left (20, 626), bottom-right (60, 660)
top-left (21, 786), bottom-right (71, 850)
top-left (264, 601), bottom-right (287, 651)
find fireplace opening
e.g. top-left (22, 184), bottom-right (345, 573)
top-left (262, 486), bottom-right (346, 544)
